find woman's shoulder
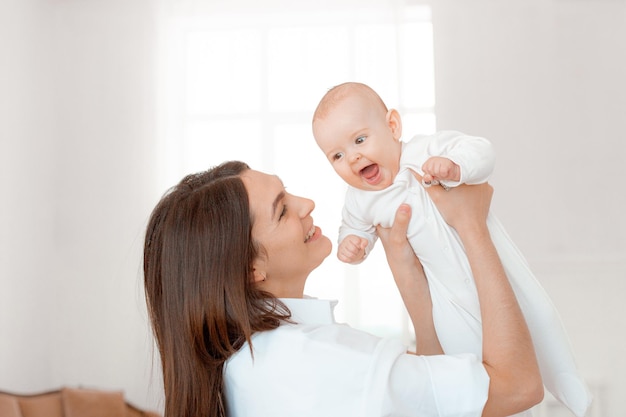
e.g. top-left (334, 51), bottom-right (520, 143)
top-left (251, 321), bottom-right (389, 357)
top-left (223, 324), bottom-right (409, 416)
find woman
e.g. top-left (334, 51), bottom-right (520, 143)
top-left (143, 160), bottom-right (543, 417)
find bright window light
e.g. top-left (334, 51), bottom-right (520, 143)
top-left (158, 3), bottom-right (436, 345)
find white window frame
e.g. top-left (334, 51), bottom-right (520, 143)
top-left (156, 1), bottom-right (436, 345)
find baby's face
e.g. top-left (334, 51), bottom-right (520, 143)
top-left (313, 94), bottom-right (402, 191)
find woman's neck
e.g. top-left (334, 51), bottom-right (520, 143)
top-left (262, 278), bottom-right (306, 299)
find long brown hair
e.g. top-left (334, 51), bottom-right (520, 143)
top-left (143, 161), bottom-right (290, 417)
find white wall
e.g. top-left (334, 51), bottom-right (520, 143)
top-left (0, 0), bottom-right (162, 411)
top-left (1, 0), bottom-right (624, 415)
top-left (1, 0), bottom-right (56, 389)
top-left (430, 0), bottom-right (626, 415)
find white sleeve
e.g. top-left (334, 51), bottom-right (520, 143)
top-left (338, 188), bottom-right (377, 261)
top-left (403, 131), bottom-right (496, 188)
top-left (365, 339), bottom-right (489, 417)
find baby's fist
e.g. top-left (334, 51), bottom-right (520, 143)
top-left (422, 156), bottom-right (460, 184)
top-left (338, 235), bottom-right (368, 264)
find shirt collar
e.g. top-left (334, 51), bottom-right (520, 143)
top-left (279, 297), bottom-right (338, 325)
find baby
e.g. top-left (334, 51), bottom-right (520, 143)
top-left (312, 82), bottom-right (591, 417)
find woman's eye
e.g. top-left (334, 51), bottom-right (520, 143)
top-left (355, 136), bottom-right (366, 144)
top-left (279, 204), bottom-right (287, 220)
top-left (332, 152), bottom-right (344, 161)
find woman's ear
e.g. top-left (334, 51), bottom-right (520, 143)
top-left (252, 269), bottom-right (266, 283)
top-left (386, 108), bottom-right (403, 140)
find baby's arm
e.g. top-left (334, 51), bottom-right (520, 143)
top-left (421, 156), bottom-right (460, 185)
top-left (337, 234), bottom-right (369, 264)
top-left (410, 131), bottom-right (496, 188)
top-left (338, 189), bottom-right (377, 264)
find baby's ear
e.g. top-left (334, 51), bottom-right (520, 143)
top-left (386, 108), bottom-right (403, 140)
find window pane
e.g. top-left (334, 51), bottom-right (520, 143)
top-left (355, 24), bottom-right (399, 104)
top-left (268, 25), bottom-right (352, 113)
top-left (401, 112), bottom-right (437, 139)
top-left (186, 30), bottom-right (262, 115)
top-left (185, 119), bottom-right (263, 172)
top-left (355, 246), bottom-right (407, 339)
top-left (399, 22), bottom-right (435, 108)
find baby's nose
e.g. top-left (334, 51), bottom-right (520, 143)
top-left (350, 153), bottom-right (361, 163)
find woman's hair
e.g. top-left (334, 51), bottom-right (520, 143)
top-left (143, 160), bottom-right (290, 417)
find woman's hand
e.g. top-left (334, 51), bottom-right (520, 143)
top-left (416, 172), bottom-right (493, 233)
top-left (377, 204), bottom-right (443, 355)
top-left (376, 204), bottom-right (414, 268)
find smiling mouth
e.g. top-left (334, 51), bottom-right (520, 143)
top-left (304, 225), bottom-right (316, 242)
top-left (360, 164), bottom-right (381, 184)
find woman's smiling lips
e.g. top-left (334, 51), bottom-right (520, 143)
top-left (304, 225), bottom-right (322, 242)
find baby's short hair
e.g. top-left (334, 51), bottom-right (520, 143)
top-left (312, 82), bottom-right (388, 123)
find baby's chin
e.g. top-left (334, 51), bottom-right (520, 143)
top-left (356, 176), bottom-right (393, 191)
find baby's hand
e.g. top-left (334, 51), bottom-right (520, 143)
top-left (337, 235), bottom-right (368, 264)
top-left (422, 156), bottom-right (460, 185)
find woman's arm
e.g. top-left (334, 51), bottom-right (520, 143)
top-left (426, 182), bottom-right (543, 416)
top-left (376, 205), bottom-right (443, 355)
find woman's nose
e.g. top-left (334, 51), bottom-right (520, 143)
top-left (297, 196), bottom-right (315, 218)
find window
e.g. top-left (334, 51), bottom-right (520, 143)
top-left (157, 2), bottom-right (436, 344)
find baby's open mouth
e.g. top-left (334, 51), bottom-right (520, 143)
top-left (360, 164), bottom-right (380, 181)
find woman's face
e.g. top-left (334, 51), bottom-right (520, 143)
top-left (241, 169), bottom-right (332, 297)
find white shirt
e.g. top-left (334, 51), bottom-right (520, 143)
top-left (339, 131), bottom-right (592, 417)
top-left (224, 298), bottom-right (489, 417)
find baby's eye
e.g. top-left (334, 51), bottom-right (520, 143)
top-left (355, 136), bottom-right (366, 144)
top-left (332, 152), bottom-right (344, 161)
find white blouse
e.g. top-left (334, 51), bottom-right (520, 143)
top-left (224, 298), bottom-right (489, 417)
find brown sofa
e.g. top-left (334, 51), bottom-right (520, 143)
top-left (0, 387), bottom-right (161, 417)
